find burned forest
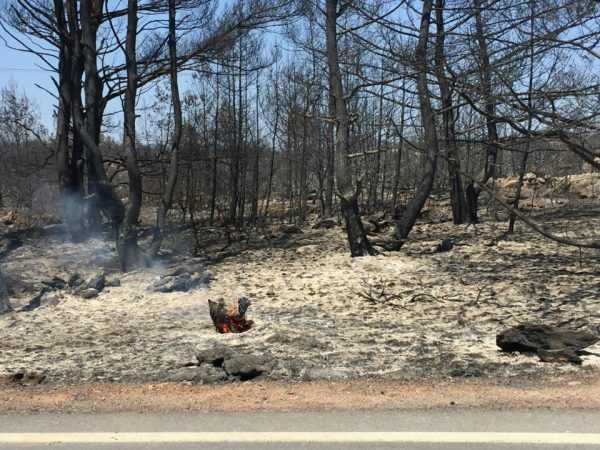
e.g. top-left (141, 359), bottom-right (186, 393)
top-left (1, 0), bottom-right (600, 387)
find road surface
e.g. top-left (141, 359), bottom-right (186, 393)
top-left (1, 409), bottom-right (600, 449)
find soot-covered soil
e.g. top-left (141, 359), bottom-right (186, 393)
top-left (1, 191), bottom-right (600, 384)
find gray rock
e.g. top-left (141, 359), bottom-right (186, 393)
top-left (68, 273), bottom-right (84, 288)
top-left (85, 272), bottom-right (106, 292)
top-left (105, 278), bottom-right (121, 287)
top-left (193, 365), bottom-right (229, 384)
top-left (78, 288), bottom-right (99, 299)
top-left (497, 323), bottom-right (600, 365)
top-left (222, 354), bottom-right (275, 380)
top-left (153, 275), bottom-right (191, 293)
top-left (497, 323), bottom-right (599, 352)
top-left (153, 276), bottom-right (173, 288)
top-left (39, 292), bottom-right (60, 307)
top-left (20, 287), bottom-right (52, 312)
top-left (167, 367), bottom-right (203, 382)
top-left (196, 347), bottom-right (236, 367)
top-left (166, 365), bottom-right (228, 384)
top-left (41, 276), bottom-right (66, 289)
top-left (162, 265), bottom-right (192, 278)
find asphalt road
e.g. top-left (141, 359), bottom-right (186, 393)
top-left (1, 409), bottom-right (600, 449)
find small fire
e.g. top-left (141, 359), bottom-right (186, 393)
top-left (209, 298), bottom-right (253, 334)
top-left (218, 323), bottom-right (232, 333)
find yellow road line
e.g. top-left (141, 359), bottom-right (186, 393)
top-left (0, 432), bottom-right (599, 444)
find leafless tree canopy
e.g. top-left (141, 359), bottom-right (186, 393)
top-left (1, 0), bottom-right (599, 263)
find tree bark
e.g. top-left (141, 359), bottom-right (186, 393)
top-left (394, 0), bottom-right (438, 245)
top-left (69, 0), bottom-right (125, 230)
top-left (209, 65), bottom-right (220, 225)
top-left (324, 93), bottom-right (336, 217)
top-left (149, 0), bottom-right (181, 256)
top-left (54, 0), bottom-right (85, 241)
top-left (263, 76), bottom-right (279, 219)
top-left (391, 84), bottom-right (406, 211)
top-left (325, 0), bottom-right (376, 256)
top-left (114, 0), bottom-right (145, 271)
top-left (434, 0), bottom-right (466, 224)
top-left (469, 0), bottom-right (499, 223)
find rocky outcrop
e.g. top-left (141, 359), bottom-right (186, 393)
top-left (497, 323), bottom-right (600, 364)
top-left (152, 263), bottom-right (212, 293)
top-left (165, 347), bottom-right (275, 383)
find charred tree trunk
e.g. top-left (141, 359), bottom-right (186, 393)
top-left (434, 0), bottom-right (466, 224)
top-left (391, 84), bottom-right (406, 211)
top-left (250, 76), bottom-right (260, 226)
top-left (393, 0), bottom-right (438, 246)
top-left (263, 76), bottom-right (279, 219)
top-left (324, 94), bottom-right (336, 217)
top-left (508, 1), bottom-right (536, 234)
top-left (68, 0), bottom-right (125, 230)
top-left (117, 0), bottom-right (144, 271)
top-left (149, 0), bottom-right (181, 256)
top-left (508, 150), bottom-right (529, 233)
top-left (325, 0), bottom-right (376, 256)
top-left (209, 66), bottom-right (220, 226)
top-left (470, 0), bottom-right (499, 224)
top-left (54, 0), bottom-right (85, 242)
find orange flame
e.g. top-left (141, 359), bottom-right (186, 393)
top-left (218, 323), bottom-right (232, 333)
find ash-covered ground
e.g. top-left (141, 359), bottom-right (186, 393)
top-left (1, 174), bottom-right (600, 384)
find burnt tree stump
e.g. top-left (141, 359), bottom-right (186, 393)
top-left (209, 297), bottom-right (253, 333)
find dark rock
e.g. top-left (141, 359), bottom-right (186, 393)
top-left (153, 270), bottom-right (209, 293)
top-left (39, 292), bottom-right (59, 307)
top-left (196, 347), bottom-right (236, 367)
top-left (167, 366), bottom-right (227, 384)
top-left (162, 265), bottom-right (192, 278)
top-left (166, 367), bottom-right (203, 382)
top-left (105, 278), bottom-right (121, 288)
top-left (78, 288), bottom-right (99, 299)
top-left (435, 239), bottom-right (453, 253)
top-left (222, 354), bottom-right (275, 381)
top-left (153, 276), bottom-right (174, 288)
top-left (41, 276), bottom-right (66, 289)
top-left (153, 275), bottom-right (191, 293)
top-left (194, 365), bottom-right (229, 384)
top-left (20, 287), bottom-right (52, 312)
top-left (85, 272), bottom-right (106, 292)
top-left (537, 348), bottom-right (582, 364)
top-left (496, 323), bottom-right (600, 364)
top-left (68, 273), bottom-right (84, 288)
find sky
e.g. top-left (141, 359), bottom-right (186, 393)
top-left (0, 42), bottom-right (57, 132)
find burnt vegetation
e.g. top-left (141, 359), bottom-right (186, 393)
top-left (0, 0), bottom-right (599, 266)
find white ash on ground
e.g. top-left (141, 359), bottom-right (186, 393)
top-left (0, 200), bottom-right (600, 384)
